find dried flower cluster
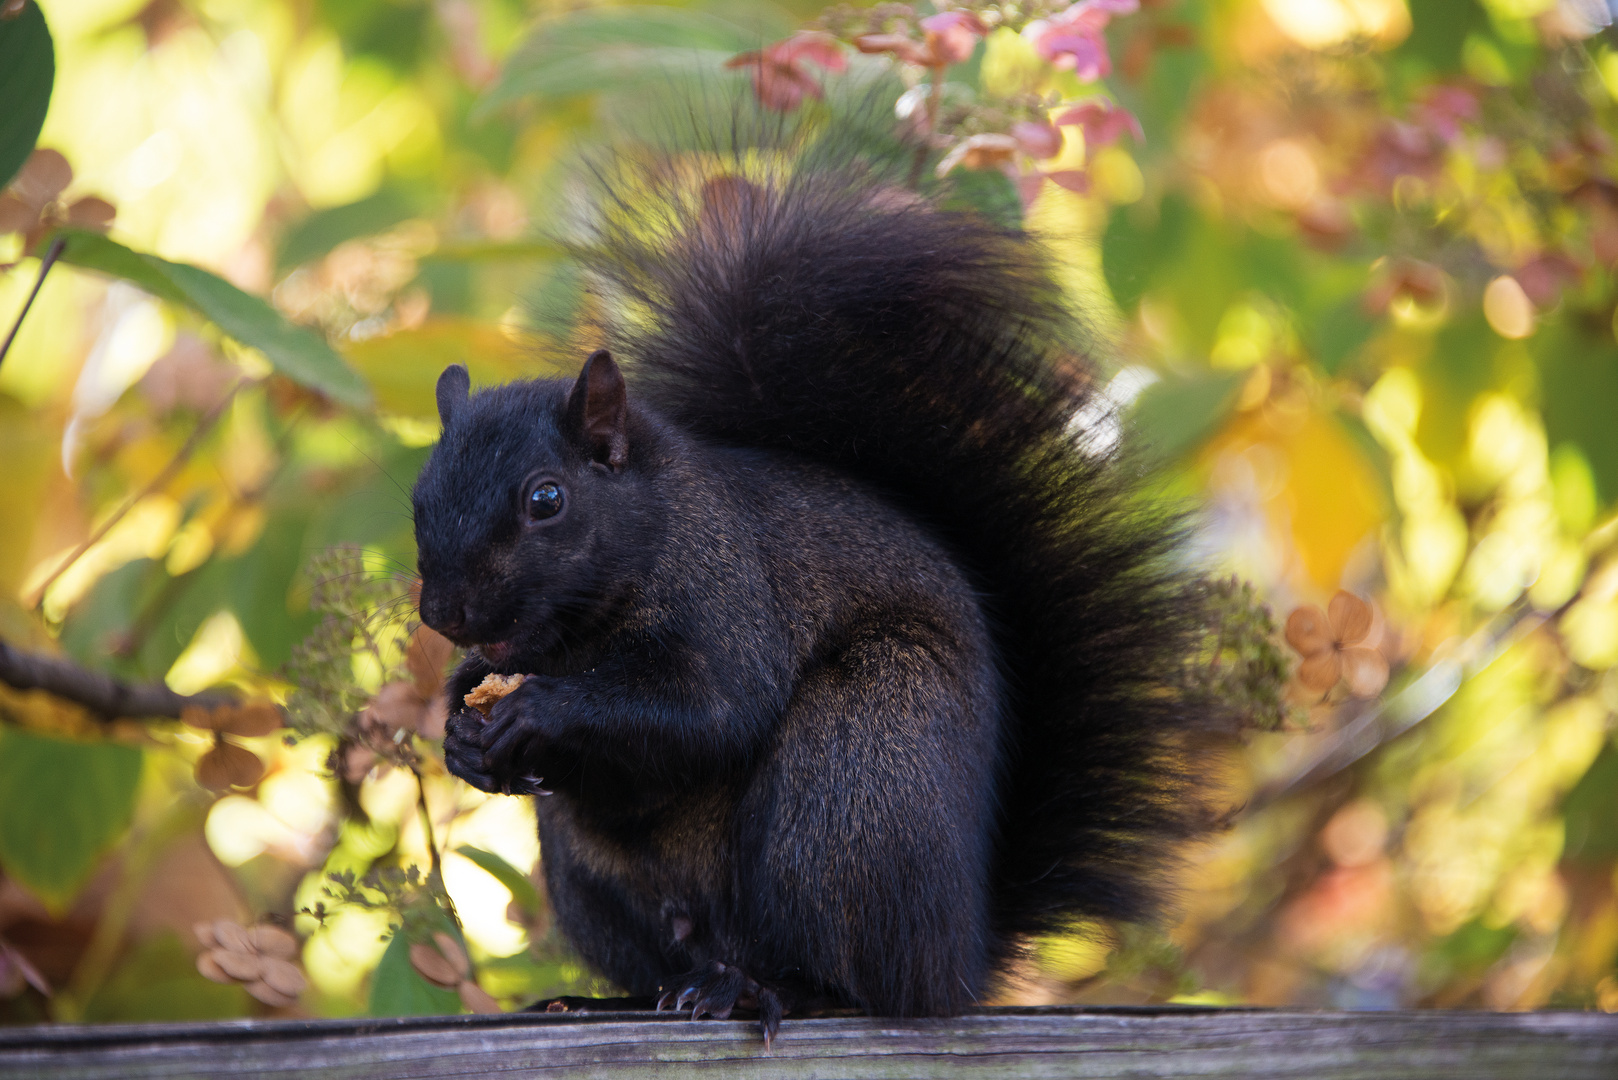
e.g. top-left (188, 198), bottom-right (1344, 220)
top-left (0, 148), bottom-right (114, 255)
top-left (194, 920), bottom-right (306, 1008)
top-left (334, 623), bottom-right (454, 783)
top-left (182, 701), bottom-right (283, 791)
top-left (1286, 591), bottom-right (1390, 699)
top-left (408, 931), bottom-right (501, 1014)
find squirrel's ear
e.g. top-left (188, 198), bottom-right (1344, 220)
top-left (436, 364), bottom-right (470, 428)
top-left (565, 350), bottom-right (628, 471)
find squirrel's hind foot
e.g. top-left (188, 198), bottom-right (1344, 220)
top-left (656, 960), bottom-right (786, 1047)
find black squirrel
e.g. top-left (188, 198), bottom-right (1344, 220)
top-left (411, 130), bottom-right (1225, 1042)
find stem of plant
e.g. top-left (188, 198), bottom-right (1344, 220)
top-left (0, 236), bottom-right (65, 372)
top-left (908, 65), bottom-right (948, 190)
top-left (411, 759), bottom-right (460, 928)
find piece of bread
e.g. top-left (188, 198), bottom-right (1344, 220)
top-left (464, 673), bottom-right (526, 716)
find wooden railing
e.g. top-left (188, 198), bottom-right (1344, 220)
top-left (3, 1006), bottom-right (1617, 1079)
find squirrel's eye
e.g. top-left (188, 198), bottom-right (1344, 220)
top-left (527, 481), bottom-right (564, 522)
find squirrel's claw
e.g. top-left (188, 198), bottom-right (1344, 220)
top-left (475, 678), bottom-right (549, 786)
top-left (442, 684), bottom-right (551, 796)
top-left (659, 960), bottom-right (784, 1046)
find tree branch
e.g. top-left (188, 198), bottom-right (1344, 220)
top-left (0, 636), bottom-right (232, 721)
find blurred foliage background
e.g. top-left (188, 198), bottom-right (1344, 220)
top-left (3, 0), bottom-right (1618, 1023)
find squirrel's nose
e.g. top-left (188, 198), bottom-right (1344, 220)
top-left (420, 589), bottom-right (469, 638)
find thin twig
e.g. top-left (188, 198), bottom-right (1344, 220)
top-left (0, 236), bottom-right (66, 371)
top-left (908, 65), bottom-right (947, 190)
top-left (0, 635), bottom-right (233, 720)
top-left (26, 374), bottom-right (252, 610)
top-left (410, 759), bottom-right (460, 928)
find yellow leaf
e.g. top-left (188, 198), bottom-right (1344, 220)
top-left (343, 318), bottom-right (564, 420)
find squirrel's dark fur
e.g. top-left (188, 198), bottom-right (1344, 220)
top-left (412, 127), bottom-right (1222, 1041)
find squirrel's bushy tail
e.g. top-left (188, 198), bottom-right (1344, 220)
top-left (579, 125), bottom-right (1225, 954)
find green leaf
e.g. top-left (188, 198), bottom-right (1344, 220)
top-left (57, 230), bottom-right (371, 409)
top-left (344, 318), bottom-right (549, 418)
top-left (1129, 370), bottom-right (1244, 463)
top-left (0, 728), bottom-right (142, 909)
top-left (1429, 918), bottom-right (1517, 977)
top-left (1101, 194), bottom-right (1194, 313)
top-left (0, 2), bottom-right (54, 191)
top-left (1392, 0), bottom-right (1493, 78)
top-left (1538, 317), bottom-right (1618, 507)
top-left (275, 185), bottom-right (431, 273)
top-left (84, 933), bottom-right (250, 1022)
top-left (1563, 742), bottom-right (1618, 863)
top-left (367, 930), bottom-right (463, 1017)
top-left (481, 6), bottom-right (779, 113)
top-left (1307, 294), bottom-right (1377, 375)
top-left (940, 168), bottom-right (1023, 231)
top-left (314, 0), bottom-right (432, 74)
top-left (455, 845), bottom-right (539, 916)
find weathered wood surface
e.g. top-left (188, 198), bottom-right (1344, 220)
top-left (2, 1006), bottom-right (1616, 1080)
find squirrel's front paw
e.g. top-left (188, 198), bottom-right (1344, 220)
top-left (443, 678), bottom-right (552, 796)
top-left (657, 960), bottom-right (788, 1047)
top-left (442, 706), bottom-right (500, 792)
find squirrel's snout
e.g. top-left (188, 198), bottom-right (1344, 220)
top-left (419, 587), bottom-right (472, 642)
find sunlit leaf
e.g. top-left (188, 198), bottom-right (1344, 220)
top-left (1129, 370), bottom-right (1243, 462)
top-left (0, 1), bottom-right (53, 191)
top-left (1306, 295), bottom-right (1377, 376)
top-left (455, 845), bottom-right (539, 916)
top-left (343, 318), bottom-right (558, 418)
top-left (1538, 319), bottom-right (1618, 506)
top-left (0, 728), bottom-right (142, 910)
top-left (315, 0), bottom-right (432, 73)
top-left (0, 395), bottom-right (57, 596)
top-left (276, 185), bottom-right (433, 273)
top-left (1101, 193), bottom-right (1194, 312)
top-left (1391, 0), bottom-right (1490, 75)
top-left (1416, 314), bottom-right (1498, 468)
top-left (1563, 744), bottom-right (1618, 863)
top-left (57, 230), bottom-right (371, 408)
top-left (480, 6), bottom-right (786, 113)
top-left (368, 931), bottom-right (463, 1017)
top-left (84, 933), bottom-right (250, 1022)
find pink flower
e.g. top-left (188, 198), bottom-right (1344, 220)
top-left (858, 12), bottom-right (985, 69)
top-left (1024, 0), bottom-right (1138, 81)
top-left (1053, 100), bottom-right (1144, 146)
top-left (1513, 253), bottom-right (1581, 308)
top-left (1416, 85), bottom-right (1478, 143)
top-left (728, 33), bottom-right (847, 112)
top-left (1045, 170), bottom-right (1091, 193)
top-left (919, 11), bottom-right (987, 65)
top-left (1012, 120), bottom-right (1064, 160)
